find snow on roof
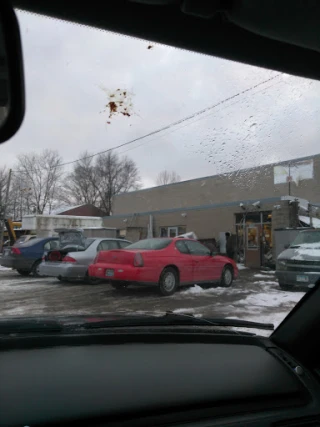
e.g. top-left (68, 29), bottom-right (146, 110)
top-left (299, 215), bottom-right (320, 228)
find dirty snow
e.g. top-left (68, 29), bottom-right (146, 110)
top-left (237, 291), bottom-right (303, 308)
top-left (253, 280), bottom-right (279, 286)
top-left (237, 264), bottom-right (247, 270)
top-left (0, 269), bottom-right (305, 338)
top-left (254, 274), bottom-right (275, 279)
top-left (0, 266), bottom-right (11, 271)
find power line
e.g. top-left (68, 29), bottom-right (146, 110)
top-left (118, 77), bottom-right (284, 156)
top-left (56, 72), bottom-right (282, 168)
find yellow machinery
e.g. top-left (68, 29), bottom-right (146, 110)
top-left (4, 220), bottom-right (22, 245)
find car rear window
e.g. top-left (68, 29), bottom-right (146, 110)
top-left (17, 238), bottom-right (57, 247)
top-left (125, 239), bottom-right (172, 250)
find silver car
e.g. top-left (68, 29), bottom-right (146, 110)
top-left (39, 238), bottom-right (131, 283)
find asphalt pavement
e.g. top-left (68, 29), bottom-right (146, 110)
top-left (0, 266), bottom-right (305, 335)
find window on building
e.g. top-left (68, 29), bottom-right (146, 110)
top-left (159, 226), bottom-right (186, 237)
top-left (247, 226), bottom-right (259, 249)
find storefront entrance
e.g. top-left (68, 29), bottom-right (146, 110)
top-left (235, 211), bottom-right (272, 268)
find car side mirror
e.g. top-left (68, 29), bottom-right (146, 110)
top-left (0, 2), bottom-right (25, 143)
top-left (284, 243), bottom-right (290, 249)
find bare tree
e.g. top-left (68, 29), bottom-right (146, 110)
top-left (0, 166), bottom-right (8, 219)
top-left (64, 152), bottom-right (100, 206)
top-left (156, 170), bottom-right (181, 186)
top-left (16, 149), bottom-right (63, 214)
top-left (94, 152), bottom-right (140, 215)
top-left (66, 151), bottom-right (140, 215)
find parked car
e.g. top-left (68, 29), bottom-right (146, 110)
top-left (14, 235), bottom-right (37, 246)
top-left (0, 237), bottom-right (59, 276)
top-left (88, 237), bottom-right (238, 296)
top-left (40, 236), bottom-right (132, 283)
top-left (276, 229), bottom-right (320, 290)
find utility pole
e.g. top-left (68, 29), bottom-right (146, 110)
top-left (309, 203), bottom-right (313, 227)
top-left (288, 162), bottom-right (291, 196)
top-left (0, 169), bottom-right (12, 252)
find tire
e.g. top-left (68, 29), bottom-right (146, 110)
top-left (17, 269), bottom-right (30, 276)
top-left (31, 260), bottom-right (42, 277)
top-left (159, 267), bottom-right (179, 296)
top-left (111, 282), bottom-right (128, 290)
top-left (220, 265), bottom-right (233, 288)
top-left (57, 277), bottom-right (70, 283)
top-left (86, 272), bottom-right (101, 285)
top-left (279, 282), bottom-right (289, 290)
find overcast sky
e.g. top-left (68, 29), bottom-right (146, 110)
top-left (2, 10), bottom-right (320, 188)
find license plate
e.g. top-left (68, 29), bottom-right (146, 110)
top-left (297, 275), bottom-right (309, 283)
top-left (106, 269), bottom-right (114, 277)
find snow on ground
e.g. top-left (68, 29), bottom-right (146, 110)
top-left (238, 290), bottom-right (303, 308)
top-left (0, 266), bottom-right (12, 271)
top-left (178, 284), bottom-right (244, 297)
top-left (237, 264), bottom-right (247, 270)
top-left (0, 269), bottom-right (305, 338)
top-left (174, 274), bottom-right (305, 337)
top-left (254, 273), bottom-right (275, 279)
top-left (253, 280), bottom-right (279, 285)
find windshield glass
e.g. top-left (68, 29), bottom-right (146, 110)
top-left (291, 231), bottom-right (320, 247)
top-left (1, 9), bottom-right (318, 336)
top-left (125, 239), bottom-right (172, 250)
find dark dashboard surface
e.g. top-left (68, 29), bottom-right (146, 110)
top-left (0, 335), bottom-right (320, 427)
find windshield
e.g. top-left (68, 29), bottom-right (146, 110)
top-left (291, 231), bottom-right (320, 247)
top-left (125, 239), bottom-right (172, 250)
top-left (59, 231), bottom-right (86, 249)
top-left (0, 10), bottom-right (317, 336)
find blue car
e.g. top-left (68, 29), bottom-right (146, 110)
top-left (0, 237), bottom-right (59, 277)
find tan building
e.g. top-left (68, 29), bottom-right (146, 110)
top-left (103, 154), bottom-right (320, 267)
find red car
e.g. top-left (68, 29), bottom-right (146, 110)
top-left (88, 237), bottom-right (238, 296)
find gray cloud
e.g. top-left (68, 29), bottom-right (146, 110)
top-left (2, 10), bottom-right (320, 188)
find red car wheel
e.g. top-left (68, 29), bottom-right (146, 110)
top-left (159, 267), bottom-right (179, 296)
top-left (220, 265), bottom-right (233, 287)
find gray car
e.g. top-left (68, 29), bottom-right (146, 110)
top-left (276, 229), bottom-right (320, 290)
top-left (39, 237), bottom-right (131, 283)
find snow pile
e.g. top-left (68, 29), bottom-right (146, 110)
top-left (254, 273), bottom-right (275, 279)
top-left (172, 308), bottom-right (196, 314)
top-left (0, 266), bottom-right (12, 271)
top-left (237, 264), bottom-right (248, 270)
top-left (179, 284), bottom-right (243, 297)
top-left (253, 280), bottom-right (279, 286)
top-left (237, 291), bottom-right (303, 308)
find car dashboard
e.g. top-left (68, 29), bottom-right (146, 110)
top-left (1, 331), bottom-right (320, 427)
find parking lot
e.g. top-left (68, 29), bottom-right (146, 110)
top-left (0, 265), bottom-right (305, 335)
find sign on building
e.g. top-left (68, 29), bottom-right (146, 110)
top-left (274, 159), bottom-right (313, 185)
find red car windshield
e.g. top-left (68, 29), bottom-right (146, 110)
top-left (125, 239), bottom-right (172, 250)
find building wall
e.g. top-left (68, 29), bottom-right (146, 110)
top-left (113, 154), bottom-right (320, 216)
top-left (103, 202), bottom-right (276, 241)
